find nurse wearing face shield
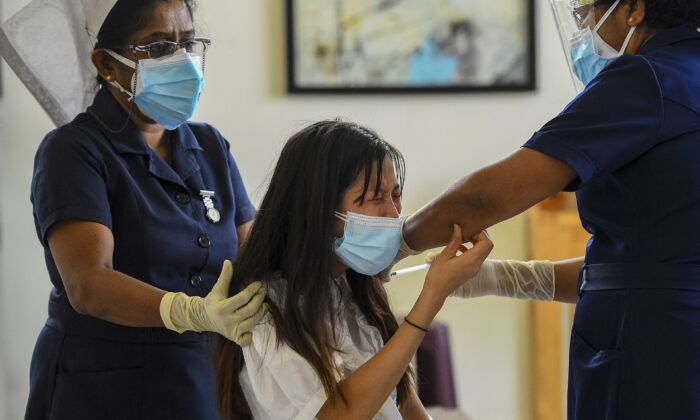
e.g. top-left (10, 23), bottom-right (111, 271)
top-left (1, 1), bottom-right (267, 419)
top-left (397, 0), bottom-right (700, 418)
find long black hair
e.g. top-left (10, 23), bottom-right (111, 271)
top-left (216, 120), bottom-right (412, 419)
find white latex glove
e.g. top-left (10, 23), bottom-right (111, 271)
top-left (425, 253), bottom-right (555, 301)
top-left (159, 260), bottom-right (268, 345)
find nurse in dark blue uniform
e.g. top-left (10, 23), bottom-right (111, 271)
top-left (24, 1), bottom-right (267, 419)
top-left (401, 0), bottom-right (700, 418)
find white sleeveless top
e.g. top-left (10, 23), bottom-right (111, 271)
top-left (240, 273), bottom-right (402, 420)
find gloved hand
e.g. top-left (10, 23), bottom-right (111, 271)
top-left (159, 260), bottom-right (268, 345)
top-left (425, 252), bottom-right (556, 301)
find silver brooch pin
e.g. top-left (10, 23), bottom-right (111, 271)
top-left (199, 190), bottom-right (221, 223)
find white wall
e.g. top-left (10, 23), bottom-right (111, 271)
top-left (0, 1), bottom-right (575, 419)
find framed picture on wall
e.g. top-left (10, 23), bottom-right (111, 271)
top-left (286, 0), bottom-right (536, 93)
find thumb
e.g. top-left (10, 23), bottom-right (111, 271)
top-left (439, 224), bottom-right (463, 261)
top-left (210, 260), bottom-right (234, 298)
top-left (468, 231), bottom-right (494, 262)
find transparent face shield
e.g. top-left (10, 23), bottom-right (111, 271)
top-left (550, 0), bottom-right (608, 92)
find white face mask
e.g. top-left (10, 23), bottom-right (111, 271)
top-left (592, 1), bottom-right (637, 59)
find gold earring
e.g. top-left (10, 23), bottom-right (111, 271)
top-left (105, 74), bottom-right (114, 81)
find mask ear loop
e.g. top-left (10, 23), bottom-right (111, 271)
top-left (104, 50), bottom-right (138, 102)
top-left (591, 0), bottom-right (636, 56)
top-left (593, 0), bottom-right (621, 33)
top-left (88, 50), bottom-right (139, 134)
top-left (617, 25), bottom-right (637, 54)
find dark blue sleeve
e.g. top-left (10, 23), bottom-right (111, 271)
top-left (523, 55), bottom-right (664, 191)
top-left (225, 143), bottom-right (256, 226)
top-left (31, 127), bottom-right (112, 245)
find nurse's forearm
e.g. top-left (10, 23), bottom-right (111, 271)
top-left (48, 220), bottom-right (167, 327)
top-left (553, 257), bottom-right (584, 304)
top-left (316, 291), bottom-right (443, 420)
top-left (404, 148), bottom-right (577, 251)
top-left (70, 268), bottom-right (167, 327)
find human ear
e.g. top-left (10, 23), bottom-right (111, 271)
top-left (91, 49), bottom-right (117, 81)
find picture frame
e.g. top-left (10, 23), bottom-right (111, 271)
top-left (286, 0), bottom-right (537, 94)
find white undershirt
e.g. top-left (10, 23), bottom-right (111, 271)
top-left (240, 273), bottom-right (402, 420)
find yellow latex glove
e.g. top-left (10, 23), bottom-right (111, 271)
top-left (159, 260), bottom-right (268, 346)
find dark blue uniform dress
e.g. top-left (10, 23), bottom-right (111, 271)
top-left (524, 25), bottom-right (700, 420)
top-left (24, 88), bottom-right (256, 420)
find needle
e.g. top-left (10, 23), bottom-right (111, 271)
top-left (390, 263), bottom-right (430, 277)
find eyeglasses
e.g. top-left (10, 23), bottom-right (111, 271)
top-left (126, 37), bottom-right (211, 59)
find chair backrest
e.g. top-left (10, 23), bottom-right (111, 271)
top-left (416, 322), bottom-right (457, 408)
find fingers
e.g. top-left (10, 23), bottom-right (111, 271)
top-left (466, 231), bottom-right (494, 263)
top-left (234, 332), bottom-right (252, 347)
top-left (210, 260), bottom-right (235, 298)
top-left (226, 286), bottom-right (265, 316)
top-left (225, 281), bottom-right (264, 311)
top-left (436, 224), bottom-right (463, 263)
top-left (470, 230), bottom-right (491, 243)
top-left (426, 229), bottom-right (467, 264)
top-left (425, 251), bottom-right (440, 264)
top-left (231, 302), bottom-right (269, 343)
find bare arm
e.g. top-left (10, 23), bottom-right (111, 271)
top-left (236, 220), bottom-right (254, 249)
top-left (48, 220), bottom-right (166, 327)
top-left (554, 257), bottom-right (584, 304)
top-left (404, 148), bottom-right (577, 251)
top-left (317, 227), bottom-right (493, 419)
top-left (316, 293), bottom-right (441, 420)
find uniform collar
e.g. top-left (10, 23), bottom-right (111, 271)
top-left (639, 24), bottom-right (700, 55)
top-left (87, 88), bottom-right (203, 155)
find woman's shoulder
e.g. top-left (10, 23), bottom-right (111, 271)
top-left (596, 54), bottom-right (658, 87)
top-left (35, 117), bottom-right (106, 162)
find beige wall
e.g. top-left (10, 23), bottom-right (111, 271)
top-left (0, 1), bottom-right (575, 419)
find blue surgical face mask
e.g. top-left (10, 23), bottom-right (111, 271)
top-left (569, 0), bottom-right (636, 86)
top-left (105, 49), bottom-right (205, 130)
top-left (333, 211), bottom-right (402, 276)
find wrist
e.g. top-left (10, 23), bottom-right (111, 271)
top-left (399, 215), bottom-right (422, 257)
top-left (479, 259), bottom-right (500, 295)
top-left (418, 288), bottom-right (446, 308)
top-left (409, 290), bottom-right (444, 325)
top-left (401, 215), bottom-right (423, 254)
top-left (160, 292), bottom-right (186, 333)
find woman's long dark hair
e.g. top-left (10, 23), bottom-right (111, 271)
top-left (216, 120), bottom-right (412, 419)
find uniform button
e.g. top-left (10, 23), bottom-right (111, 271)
top-left (197, 234), bottom-right (211, 248)
top-left (176, 191), bottom-right (191, 204)
top-left (189, 274), bottom-right (202, 288)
